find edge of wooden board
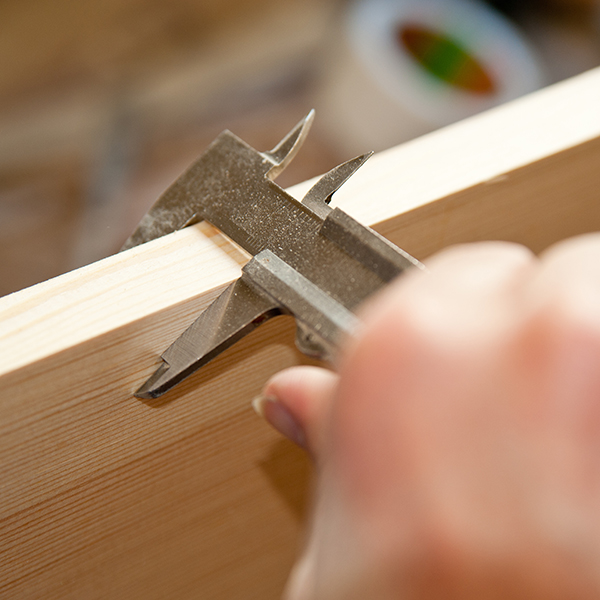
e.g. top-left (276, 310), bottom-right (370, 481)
top-left (2, 66), bottom-right (600, 376)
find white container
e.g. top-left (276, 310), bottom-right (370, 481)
top-left (317, 0), bottom-right (546, 154)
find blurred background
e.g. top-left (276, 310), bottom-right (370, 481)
top-left (1, 0), bottom-right (598, 297)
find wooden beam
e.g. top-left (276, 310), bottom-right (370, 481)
top-left (2, 67), bottom-right (600, 600)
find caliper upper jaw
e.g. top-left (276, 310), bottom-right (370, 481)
top-left (262, 110), bottom-right (315, 180)
top-left (122, 111), bottom-right (316, 252)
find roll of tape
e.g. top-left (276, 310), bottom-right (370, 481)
top-left (317, 0), bottom-right (545, 153)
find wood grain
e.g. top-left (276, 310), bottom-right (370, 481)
top-left (2, 67), bottom-right (600, 599)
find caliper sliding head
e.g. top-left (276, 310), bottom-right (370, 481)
top-left (123, 111), bottom-right (423, 399)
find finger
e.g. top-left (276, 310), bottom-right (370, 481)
top-left (532, 232), bottom-right (600, 331)
top-left (254, 366), bottom-right (339, 455)
top-left (356, 241), bottom-right (536, 351)
top-left (330, 242), bottom-right (537, 540)
top-left (522, 233), bottom-right (600, 446)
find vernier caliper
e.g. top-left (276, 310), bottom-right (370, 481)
top-left (123, 111), bottom-right (423, 399)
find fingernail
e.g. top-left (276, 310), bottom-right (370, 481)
top-left (252, 395), bottom-right (307, 449)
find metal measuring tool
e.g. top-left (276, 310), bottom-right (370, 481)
top-left (123, 111), bottom-right (423, 399)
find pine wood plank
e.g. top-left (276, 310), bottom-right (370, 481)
top-left (2, 67), bottom-right (600, 599)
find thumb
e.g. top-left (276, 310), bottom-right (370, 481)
top-left (254, 366), bottom-right (339, 457)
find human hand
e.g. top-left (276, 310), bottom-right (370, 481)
top-left (255, 235), bottom-right (600, 599)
